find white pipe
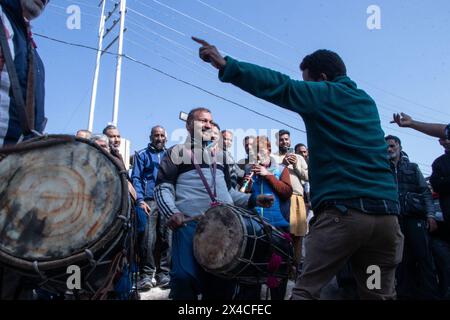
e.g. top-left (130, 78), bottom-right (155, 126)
top-left (88, 0), bottom-right (107, 132)
top-left (112, 0), bottom-right (127, 126)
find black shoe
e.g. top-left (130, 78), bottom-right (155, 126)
top-left (138, 277), bottom-right (156, 291)
top-left (158, 275), bottom-right (170, 289)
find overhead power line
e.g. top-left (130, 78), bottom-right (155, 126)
top-left (34, 33), bottom-right (306, 133)
top-left (207, 0), bottom-right (449, 119)
top-left (194, 0), bottom-right (298, 51)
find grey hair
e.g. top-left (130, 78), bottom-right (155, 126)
top-left (91, 134), bottom-right (110, 151)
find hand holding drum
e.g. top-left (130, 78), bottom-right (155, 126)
top-left (166, 212), bottom-right (186, 230)
top-left (166, 212), bottom-right (203, 230)
top-left (256, 194), bottom-right (274, 208)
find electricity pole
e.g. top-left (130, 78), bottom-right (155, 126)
top-left (88, 0), bottom-right (127, 131)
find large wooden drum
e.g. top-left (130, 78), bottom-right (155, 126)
top-left (0, 135), bottom-right (130, 296)
top-left (193, 204), bottom-right (293, 284)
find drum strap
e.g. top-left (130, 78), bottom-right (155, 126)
top-left (91, 251), bottom-right (125, 300)
top-left (0, 16), bottom-right (36, 137)
top-left (189, 148), bottom-right (219, 205)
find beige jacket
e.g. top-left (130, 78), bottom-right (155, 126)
top-left (272, 152), bottom-right (308, 196)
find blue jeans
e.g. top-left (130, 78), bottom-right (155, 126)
top-left (169, 221), bottom-right (237, 300)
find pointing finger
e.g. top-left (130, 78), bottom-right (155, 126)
top-left (192, 36), bottom-right (210, 46)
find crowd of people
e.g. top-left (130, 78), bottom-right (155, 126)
top-left (74, 114), bottom-right (310, 300)
top-left (71, 105), bottom-right (450, 301)
top-left (0, 0), bottom-right (449, 301)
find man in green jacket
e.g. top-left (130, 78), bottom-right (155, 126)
top-left (193, 37), bottom-right (404, 300)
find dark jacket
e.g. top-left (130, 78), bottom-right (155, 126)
top-left (390, 153), bottom-right (435, 219)
top-left (131, 144), bottom-right (166, 203)
top-left (0, 0), bottom-right (46, 146)
top-left (430, 151), bottom-right (450, 224)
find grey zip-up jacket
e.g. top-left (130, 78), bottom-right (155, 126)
top-left (154, 140), bottom-right (252, 219)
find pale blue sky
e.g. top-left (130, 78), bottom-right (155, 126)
top-left (33, 0), bottom-right (450, 175)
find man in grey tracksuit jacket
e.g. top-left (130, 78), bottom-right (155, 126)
top-left (154, 108), bottom-right (272, 300)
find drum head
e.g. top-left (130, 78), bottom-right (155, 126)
top-left (0, 140), bottom-right (124, 264)
top-left (193, 205), bottom-right (244, 271)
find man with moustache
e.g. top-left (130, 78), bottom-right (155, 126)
top-left (103, 124), bottom-right (126, 170)
top-left (131, 126), bottom-right (171, 290)
top-left (385, 135), bottom-right (439, 299)
top-left (295, 143), bottom-right (309, 163)
top-left (154, 108), bottom-right (274, 300)
top-left (103, 124), bottom-right (122, 150)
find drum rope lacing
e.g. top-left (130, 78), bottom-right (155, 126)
top-left (208, 204), bottom-right (293, 291)
top-left (26, 203), bottom-right (133, 298)
top-left (0, 135), bottom-right (137, 299)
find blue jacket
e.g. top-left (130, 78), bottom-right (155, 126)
top-left (131, 144), bottom-right (166, 203)
top-left (0, 0), bottom-right (46, 146)
top-left (250, 160), bottom-right (291, 228)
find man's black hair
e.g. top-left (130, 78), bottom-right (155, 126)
top-left (102, 124), bottom-right (117, 135)
top-left (385, 135), bottom-right (402, 146)
top-left (295, 143), bottom-right (307, 150)
top-left (150, 125), bottom-right (166, 137)
top-left (300, 49), bottom-right (347, 81)
top-left (186, 107), bottom-right (211, 127)
top-left (276, 129), bottom-right (290, 138)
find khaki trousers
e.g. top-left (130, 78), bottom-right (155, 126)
top-left (291, 207), bottom-right (404, 300)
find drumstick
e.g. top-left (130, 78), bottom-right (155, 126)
top-left (183, 215), bottom-right (204, 224)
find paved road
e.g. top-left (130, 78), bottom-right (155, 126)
top-left (139, 277), bottom-right (354, 300)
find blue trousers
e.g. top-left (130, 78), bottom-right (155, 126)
top-left (170, 221), bottom-right (237, 300)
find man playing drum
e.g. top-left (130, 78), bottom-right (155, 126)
top-left (154, 107), bottom-right (273, 300)
top-left (0, 0), bottom-right (48, 299)
top-left (0, 0), bottom-right (48, 146)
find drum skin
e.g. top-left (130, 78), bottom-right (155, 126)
top-left (194, 204), bottom-right (293, 282)
top-left (193, 205), bottom-right (245, 270)
top-left (0, 137), bottom-right (125, 270)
